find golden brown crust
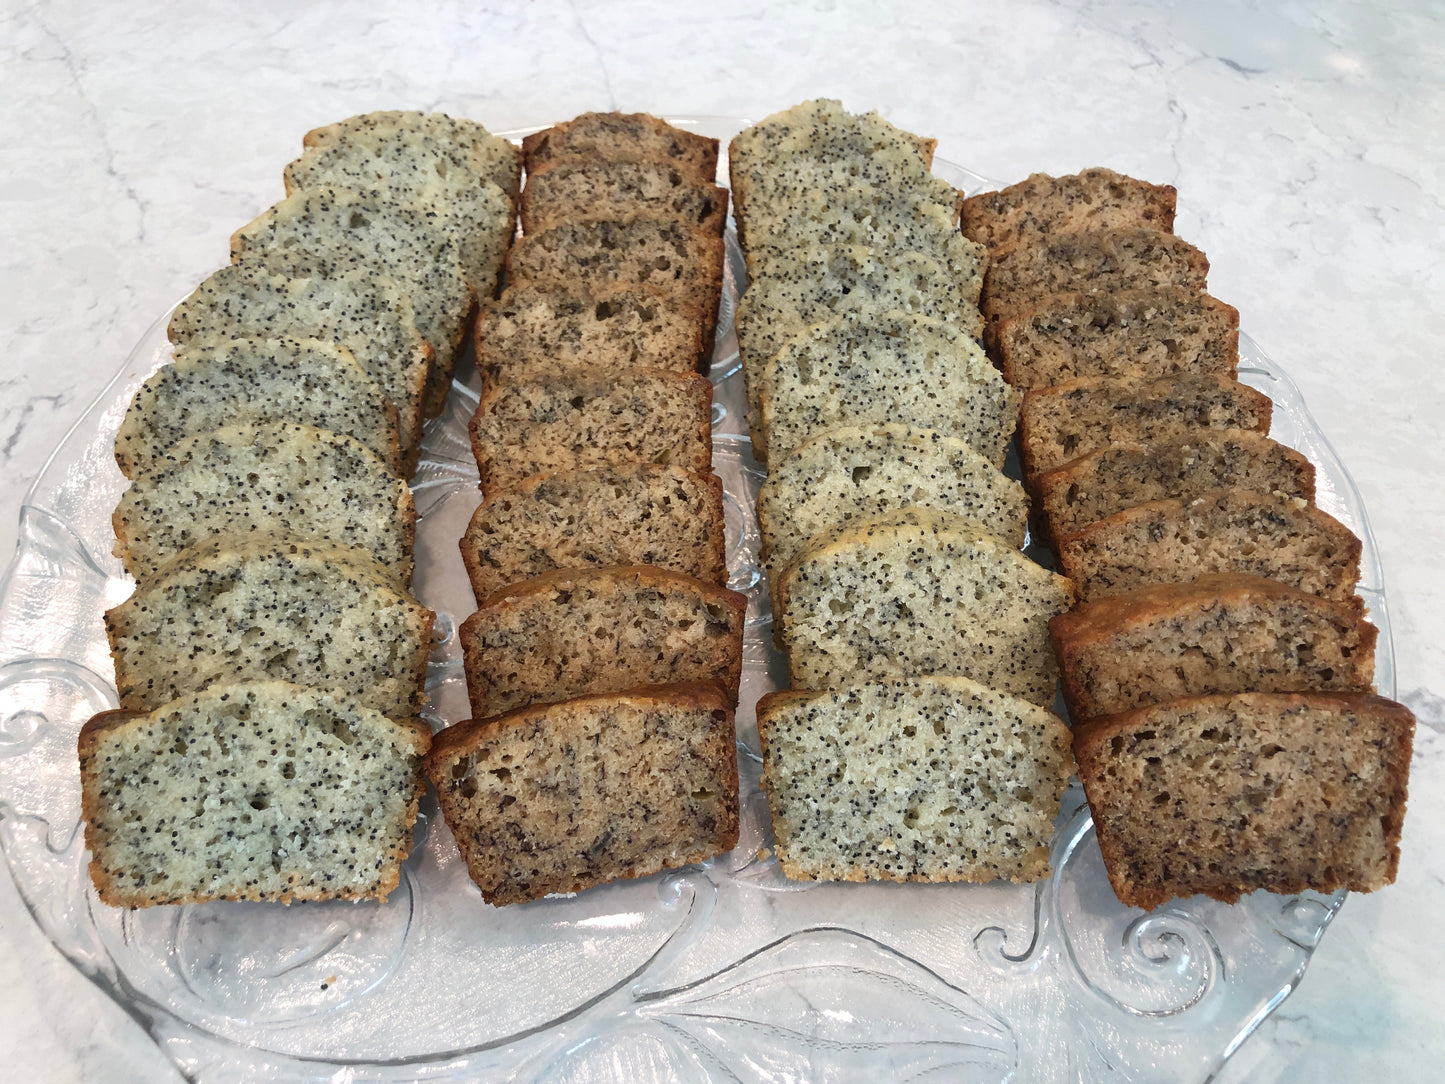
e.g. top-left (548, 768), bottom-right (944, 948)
top-left (961, 168), bottom-right (1177, 255)
top-left (521, 112), bottom-right (720, 183)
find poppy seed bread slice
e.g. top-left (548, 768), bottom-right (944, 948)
top-left (460, 464), bottom-right (727, 604)
top-left (520, 159), bottom-right (729, 236)
top-left (995, 288), bottom-right (1240, 389)
top-left (475, 283), bottom-right (710, 394)
top-left (468, 368), bottom-right (714, 492)
top-left (461, 566), bottom-right (746, 719)
top-left (735, 245), bottom-right (984, 401)
top-left (504, 214), bottom-right (724, 344)
top-left (775, 508), bottom-right (1076, 705)
top-left (1018, 374), bottom-right (1271, 479)
top-left (425, 682), bottom-right (740, 906)
top-left (112, 422), bottom-right (416, 585)
top-left (300, 110), bottom-right (522, 196)
top-left (521, 113), bottom-right (720, 184)
top-left (1033, 429), bottom-right (1316, 540)
top-left (105, 536), bottom-right (434, 717)
top-left (960, 168), bottom-right (1177, 255)
top-left (755, 311), bottom-right (1019, 467)
top-left (1055, 489), bottom-right (1363, 602)
top-left (1050, 574), bottom-right (1378, 724)
top-left (981, 228), bottom-right (1210, 339)
top-left (757, 424), bottom-right (1030, 577)
top-left (1073, 692), bottom-right (1414, 910)
top-left (79, 680), bottom-right (430, 907)
top-left (116, 337), bottom-right (402, 478)
top-left (229, 186), bottom-right (475, 417)
top-left (167, 266), bottom-right (432, 463)
top-left (757, 676), bottom-right (1072, 883)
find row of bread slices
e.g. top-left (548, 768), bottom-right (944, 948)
top-left (427, 113), bottom-right (749, 907)
top-left (81, 112), bottom-right (523, 907)
top-left (724, 101), bottom-right (1078, 887)
top-left (962, 169), bottom-right (1414, 910)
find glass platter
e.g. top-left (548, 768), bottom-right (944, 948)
top-left (0, 117), bottom-right (1395, 1082)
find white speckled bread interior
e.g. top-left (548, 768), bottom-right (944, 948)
top-left (757, 676), bottom-right (1072, 883)
top-left (79, 681), bottom-right (431, 907)
top-left (112, 420), bottom-right (416, 585)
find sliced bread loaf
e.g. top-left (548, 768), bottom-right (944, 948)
top-left (299, 109), bottom-right (522, 196)
top-left (105, 536), bottom-right (434, 717)
top-left (757, 676), bottom-right (1072, 883)
top-left (425, 682), bottom-right (740, 905)
top-left (116, 337), bottom-right (402, 478)
top-left (981, 228), bottom-right (1210, 333)
top-left (460, 464), bottom-right (727, 604)
top-left (112, 421), bottom-right (416, 585)
top-left (167, 265), bottom-right (432, 463)
top-left (1032, 429), bottom-right (1316, 539)
top-left (79, 680), bottom-right (430, 906)
top-left (521, 113), bottom-right (720, 183)
top-left (961, 168), bottom-right (1177, 255)
top-left (757, 423), bottom-right (1030, 577)
top-left (735, 245), bottom-right (984, 384)
top-left (475, 283), bottom-right (710, 393)
top-left (755, 311), bottom-right (1019, 466)
top-left (505, 213), bottom-right (723, 331)
top-left (1050, 574), bottom-right (1378, 723)
top-left (1073, 691), bottom-right (1414, 909)
top-left (229, 185), bottom-right (475, 417)
top-left (1055, 489), bottom-right (1363, 602)
top-left (461, 566), bottom-right (746, 719)
top-left (775, 508), bottom-right (1076, 705)
top-left (467, 368), bottom-right (714, 492)
top-left (1018, 374), bottom-right (1272, 479)
top-left (520, 159), bottom-right (729, 236)
top-left (994, 288), bottom-right (1240, 389)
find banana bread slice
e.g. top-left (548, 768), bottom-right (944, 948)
top-left (299, 110), bottom-right (522, 196)
top-left (757, 676), bottom-right (1072, 883)
top-left (775, 508), bottom-right (1076, 705)
top-left (1033, 429), bottom-right (1316, 540)
top-left (981, 228), bottom-right (1210, 341)
top-left (1073, 691), bottom-right (1414, 910)
top-left (230, 186), bottom-right (475, 417)
top-left (995, 288), bottom-right (1240, 389)
top-left (757, 423), bottom-right (1030, 578)
top-left (106, 536), bottom-right (434, 717)
top-left (460, 464), bottom-right (727, 604)
top-left (79, 680), bottom-right (430, 907)
top-left (504, 213), bottom-right (724, 344)
top-left (468, 368), bottom-right (714, 492)
top-left (461, 566), bottom-right (746, 719)
top-left (475, 283), bottom-right (710, 394)
top-left (755, 311), bottom-right (1019, 466)
top-left (113, 421), bottom-right (416, 585)
top-left (168, 266), bottom-right (432, 464)
top-left (116, 337), bottom-right (402, 478)
top-left (1050, 574), bottom-right (1378, 723)
top-left (961, 168), bottom-right (1177, 255)
top-left (520, 158), bottom-right (728, 236)
top-left (521, 113), bottom-right (720, 183)
top-left (1055, 489), bottom-right (1363, 603)
top-left (1018, 374), bottom-right (1271, 479)
top-left (425, 682), bottom-right (740, 906)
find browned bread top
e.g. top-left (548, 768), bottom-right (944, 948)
top-left (521, 112), bottom-right (720, 182)
top-left (961, 168), bottom-right (1177, 255)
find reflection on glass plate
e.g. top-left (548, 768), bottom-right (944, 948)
top-left (0, 118), bottom-right (1393, 1081)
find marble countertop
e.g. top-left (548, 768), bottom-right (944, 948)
top-left (1, 1), bottom-right (1440, 1079)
